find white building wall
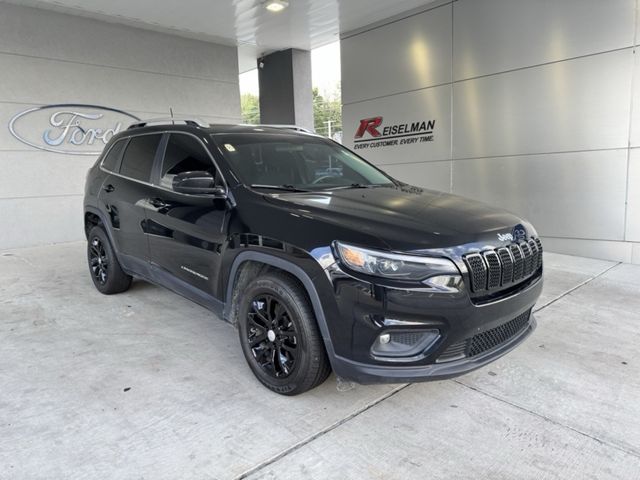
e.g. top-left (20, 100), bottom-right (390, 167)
top-left (341, 0), bottom-right (640, 264)
top-left (0, 2), bottom-right (241, 249)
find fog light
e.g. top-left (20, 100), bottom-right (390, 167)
top-left (371, 330), bottom-right (440, 359)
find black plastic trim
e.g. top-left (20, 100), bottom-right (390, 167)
top-left (225, 250), bottom-right (339, 371)
top-left (335, 315), bottom-right (537, 384)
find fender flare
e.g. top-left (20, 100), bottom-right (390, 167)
top-left (225, 250), bottom-right (338, 364)
top-left (84, 206), bottom-right (118, 249)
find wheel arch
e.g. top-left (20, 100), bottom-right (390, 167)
top-left (84, 207), bottom-right (117, 247)
top-left (224, 250), bottom-right (338, 365)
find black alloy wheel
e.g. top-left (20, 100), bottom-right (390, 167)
top-left (237, 272), bottom-right (331, 395)
top-left (86, 225), bottom-right (132, 295)
top-left (89, 236), bottom-right (109, 285)
top-left (246, 294), bottom-right (299, 378)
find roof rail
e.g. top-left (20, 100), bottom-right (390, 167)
top-left (253, 124), bottom-right (315, 134)
top-left (128, 117), bottom-right (209, 129)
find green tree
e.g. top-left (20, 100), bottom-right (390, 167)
top-left (313, 85), bottom-right (342, 139)
top-left (241, 84), bottom-right (343, 138)
top-left (241, 93), bottom-right (260, 125)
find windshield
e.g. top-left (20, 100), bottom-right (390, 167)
top-left (212, 133), bottom-right (395, 191)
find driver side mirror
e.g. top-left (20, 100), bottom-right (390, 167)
top-left (172, 171), bottom-right (227, 198)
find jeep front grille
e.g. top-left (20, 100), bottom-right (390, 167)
top-left (463, 237), bottom-right (542, 293)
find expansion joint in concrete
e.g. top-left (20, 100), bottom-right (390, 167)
top-left (234, 383), bottom-right (410, 479)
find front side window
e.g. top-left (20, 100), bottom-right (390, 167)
top-left (213, 133), bottom-right (394, 191)
top-left (159, 134), bottom-right (216, 190)
top-left (119, 134), bottom-right (162, 182)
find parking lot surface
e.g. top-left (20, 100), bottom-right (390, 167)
top-left (1, 243), bottom-right (639, 479)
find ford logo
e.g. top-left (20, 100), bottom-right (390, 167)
top-left (9, 104), bottom-right (140, 156)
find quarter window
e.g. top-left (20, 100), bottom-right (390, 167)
top-left (101, 139), bottom-right (127, 172)
top-left (160, 134), bottom-right (216, 189)
top-left (119, 134), bottom-right (162, 182)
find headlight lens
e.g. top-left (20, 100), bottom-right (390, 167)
top-left (334, 242), bottom-right (459, 281)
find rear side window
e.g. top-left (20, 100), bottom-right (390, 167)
top-left (159, 134), bottom-right (216, 189)
top-left (119, 134), bottom-right (162, 182)
top-left (101, 139), bottom-right (126, 172)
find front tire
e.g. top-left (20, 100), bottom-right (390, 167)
top-left (87, 225), bottom-right (132, 295)
top-left (237, 272), bottom-right (331, 395)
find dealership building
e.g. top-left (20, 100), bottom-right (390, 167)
top-left (1, 0), bottom-right (639, 264)
top-left (3, 1), bottom-right (640, 478)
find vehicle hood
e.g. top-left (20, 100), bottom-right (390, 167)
top-left (261, 185), bottom-right (535, 253)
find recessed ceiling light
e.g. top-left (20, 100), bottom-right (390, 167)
top-left (264, 0), bottom-right (289, 13)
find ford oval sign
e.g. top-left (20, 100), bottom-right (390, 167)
top-left (9, 104), bottom-right (140, 155)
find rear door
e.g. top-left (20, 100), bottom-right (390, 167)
top-left (99, 133), bottom-right (163, 261)
top-left (145, 132), bottom-right (229, 296)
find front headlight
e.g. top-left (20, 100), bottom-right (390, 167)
top-left (334, 241), bottom-right (459, 282)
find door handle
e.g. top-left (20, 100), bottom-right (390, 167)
top-left (103, 184), bottom-right (115, 193)
top-left (149, 198), bottom-right (169, 209)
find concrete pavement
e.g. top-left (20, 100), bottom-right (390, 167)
top-left (1, 243), bottom-right (639, 479)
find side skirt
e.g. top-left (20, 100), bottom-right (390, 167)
top-left (118, 253), bottom-right (225, 320)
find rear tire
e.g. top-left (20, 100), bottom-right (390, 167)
top-left (87, 225), bottom-right (132, 295)
top-left (237, 272), bottom-right (331, 395)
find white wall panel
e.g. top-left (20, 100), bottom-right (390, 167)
top-left (626, 148), bottom-right (640, 241)
top-left (453, 49), bottom-right (633, 159)
top-left (0, 3), bottom-right (239, 84)
top-left (453, 0), bottom-right (635, 81)
top-left (343, 84), bottom-right (451, 164)
top-left (341, 4), bottom-right (452, 105)
top-left (0, 153), bottom-right (94, 199)
top-left (0, 4), bottom-right (240, 249)
top-left (378, 161), bottom-right (451, 192)
top-left (540, 237), bottom-right (633, 264)
top-left (341, 0), bottom-right (640, 263)
top-left (452, 150), bottom-right (628, 241)
top-left (629, 48), bottom-right (640, 147)
top-left (0, 196), bottom-right (84, 249)
top-left (0, 54), bottom-right (240, 118)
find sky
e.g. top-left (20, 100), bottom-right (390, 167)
top-left (239, 41), bottom-right (341, 98)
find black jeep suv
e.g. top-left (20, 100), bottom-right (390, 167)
top-left (84, 118), bottom-right (543, 395)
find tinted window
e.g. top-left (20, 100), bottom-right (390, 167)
top-left (101, 139), bottom-right (126, 172)
top-left (160, 134), bottom-right (215, 189)
top-left (214, 133), bottom-right (393, 190)
top-left (119, 134), bottom-right (162, 182)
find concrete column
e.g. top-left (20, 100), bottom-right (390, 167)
top-left (258, 48), bottom-right (314, 131)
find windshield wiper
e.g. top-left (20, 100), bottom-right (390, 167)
top-left (323, 183), bottom-right (384, 191)
top-left (249, 184), bottom-right (311, 193)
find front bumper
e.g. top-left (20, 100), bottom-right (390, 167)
top-left (332, 313), bottom-right (536, 384)
top-left (316, 263), bottom-right (543, 384)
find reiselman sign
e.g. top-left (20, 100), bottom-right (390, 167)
top-left (9, 104), bottom-right (140, 155)
top-left (352, 116), bottom-right (436, 151)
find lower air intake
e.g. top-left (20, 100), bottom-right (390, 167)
top-left (468, 309), bottom-right (531, 357)
top-left (436, 309), bottom-right (532, 362)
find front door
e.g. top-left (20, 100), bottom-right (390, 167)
top-left (145, 132), bottom-right (229, 297)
